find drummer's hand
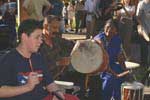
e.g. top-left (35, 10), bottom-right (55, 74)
top-left (52, 91), bottom-right (65, 100)
top-left (56, 57), bottom-right (71, 66)
top-left (116, 70), bottom-right (130, 78)
top-left (116, 73), bottom-right (123, 78)
top-left (26, 72), bottom-right (40, 91)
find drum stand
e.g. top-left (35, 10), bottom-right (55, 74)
top-left (84, 74), bottom-right (101, 98)
top-left (82, 74), bottom-right (93, 98)
top-left (141, 67), bottom-right (150, 86)
top-left (84, 74), bottom-right (90, 97)
top-left (54, 65), bottom-right (66, 80)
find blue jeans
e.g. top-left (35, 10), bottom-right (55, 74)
top-left (100, 72), bottom-right (123, 100)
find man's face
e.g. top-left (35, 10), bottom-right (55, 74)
top-left (43, 18), bottom-right (60, 37)
top-left (104, 24), bottom-right (117, 37)
top-left (48, 20), bottom-right (60, 34)
top-left (25, 29), bottom-right (43, 53)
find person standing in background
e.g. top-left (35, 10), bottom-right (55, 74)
top-left (95, 0), bottom-right (115, 33)
top-left (40, 15), bottom-right (74, 80)
top-left (67, 1), bottom-right (75, 31)
top-left (48, 0), bottom-right (65, 35)
top-left (75, 0), bottom-right (86, 34)
top-left (0, 0), bottom-right (6, 17)
top-left (62, 2), bottom-right (69, 32)
top-left (48, 0), bottom-right (64, 17)
top-left (23, 0), bottom-right (52, 21)
top-left (117, 0), bottom-right (136, 60)
top-left (2, 4), bottom-right (16, 47)
top-left (84, 0), bottom-right (96, 38)
top-left (136, 0), bottom-right (150, 68)
top-left (20, 0), bottom-right (30, 22)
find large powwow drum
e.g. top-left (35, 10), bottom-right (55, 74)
top-left (71, 40), bottom-right (108, 74)
top-left (121, 82), bottom-right (144, 100)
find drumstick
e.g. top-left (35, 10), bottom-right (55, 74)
top-left (23, 74), bottom-right (43, 79)
top-left (85, 75), bottom-right (90, 91)
top-left (117, 70), bottom-right (130, 77)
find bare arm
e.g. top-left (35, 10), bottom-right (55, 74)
top-left (107, 65), bottom-right (129, 78)
top-left (0, 84), bottom-right (31, 98)
top-left (0, 72), bottom-right (39, 98)
top-left (136, 1), bottom-right (143, 26)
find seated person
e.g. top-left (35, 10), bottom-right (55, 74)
top-left (40, 15), bottom-right (74, 80)
top-left (0, 19), bottom-right (79, 100)
top-left (94, 18), bottom-right (129, 100)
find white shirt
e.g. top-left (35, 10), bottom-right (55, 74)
top-left (136, 0), bottom-right (150, 34)
top-left (120, 5), bottom-right (135, 19)
top-left (23, 0), bottom-right (51, 21)
top-left (84, 0), bottom-right (95, 21)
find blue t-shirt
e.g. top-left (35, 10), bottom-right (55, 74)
top-left (0, 49), bottom-right (53, 100)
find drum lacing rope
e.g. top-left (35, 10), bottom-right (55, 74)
top-left (132, 87), bottom-right (142, 100)
top-left (127, 90), bottom-right (131, 100)
top-left (139, 87), bottom-right (143, 100)
top-left (139, 88), bottom-right (140, 100)
top-left (133, 89), bottom-right (136, 100)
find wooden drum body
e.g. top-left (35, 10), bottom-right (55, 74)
top-left (121, 82), bottom-right (144, 100)
top-left (71, 40), bottom-right (108, 74)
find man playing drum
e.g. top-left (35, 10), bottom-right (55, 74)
top-left (0, 19), bottom-right (64, 100)
top-left (40, 15), bottom-right (75, 80)
top-left (0, 19), bottom-right (79, 100)
top-left (94, 18), bottom-right (129, 100)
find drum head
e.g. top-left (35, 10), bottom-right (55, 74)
top-left (71, 40), bottom-right (103, 74)
top-left (122, 82), bottom-right (144, 90)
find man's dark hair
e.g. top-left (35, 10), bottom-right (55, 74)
top-left (17, 19), bottom-right (43, 43)
top-left (105, 18), bottom-right (119, 30)
top-left (46, 15), bottom-right (61, 24)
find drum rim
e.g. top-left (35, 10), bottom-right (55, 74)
top-left (122, 82), bottom-right (144, 89)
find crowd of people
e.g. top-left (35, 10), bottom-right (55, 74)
top-left (0, 0), bottom-right (150, 100)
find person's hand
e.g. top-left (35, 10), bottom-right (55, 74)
top-left (46, 83), bottom-right (65, 100)
top-left (52, 91), bottom-right (65, 100)
top-left (26, 72), bottom-right (40, 91)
